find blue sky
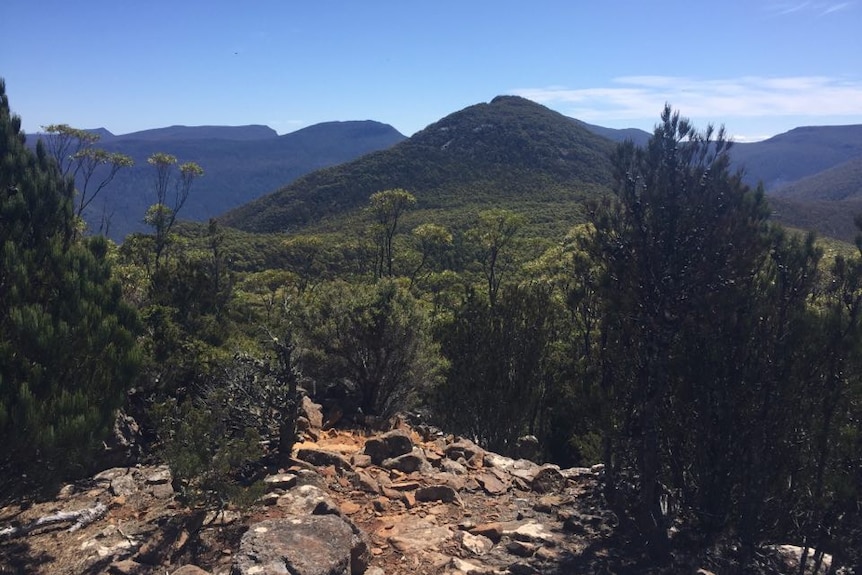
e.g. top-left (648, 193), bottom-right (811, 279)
top-left (2, 1), bottom-right (860, 142)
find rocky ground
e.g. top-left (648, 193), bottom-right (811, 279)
top-left (0, 402), bottom-right (832, 575)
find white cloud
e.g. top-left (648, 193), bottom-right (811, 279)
top-left (513, 75), bottom-right (862, 141)
top-left (513, 75), bottom-right (862, 121)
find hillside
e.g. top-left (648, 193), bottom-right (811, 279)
top-left (770, 155), bottom-right (862, 201)
top-left (220, 96), bottom-right (616, 238)
top-left (729, 124), bottom-right (862, 190)
top-left (29, 121), bottom-right (406, 240)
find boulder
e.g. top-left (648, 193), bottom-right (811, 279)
top-left (232, 516), bottom-right (370, 575)
top-left (297, 448), bottom-right (354, 473)
top-left (530, 467), bottom-right (565, 494)
top-left (382, 450), bottom-right (430, 474)
top-left (363, 429), bottom-right (414, 465)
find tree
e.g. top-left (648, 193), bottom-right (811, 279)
top-left (469, 208), bottom-right (524, 306)
top-left (368, 188), bottom-right (416, 278)
top-left (408, 223), bottom-right (452, 287)
top-left (145, 152), bottom-right (203, 271)
top-left (586, 105), bottom-right (773, 559)
top-left (0, 80), bottom-right (140, 486)
top-left (434, 283), bottom-right (556, 455)
top-left (296, 279), bottom-right (440, 418)
top-left (41, 124), bottom-right (133, 226)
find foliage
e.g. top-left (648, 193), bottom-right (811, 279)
top-left (145, 152), bottom-right (204, 270)
top-left (296, 278), bottom-right (441, 418)
top-left (155, 335), bottom-right (301, 507)
top-left (0, 80), bottom-right (140, 485)
top-left (367, 188), bottom-right (416, 278)
top-left (432, 283), bottom-right (557, 455)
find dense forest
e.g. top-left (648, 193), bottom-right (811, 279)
top-left (1, 79), bottom-right (861, 572)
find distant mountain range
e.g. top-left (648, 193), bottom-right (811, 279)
top-left (29, 98), bottom-right (862, 243)
top-left (27, 121), bottom-right (406, 240)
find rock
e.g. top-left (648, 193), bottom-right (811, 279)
top-left (469, 522), bottom-right (504, 543)
top-left (767, 544), bottom-right (833, 574)
top-left (530, 466), bottom-right (565, 494)
top-left (508, 561), bottom-right (540, 575)
top-left (387, 516), bottom-right (454, 554)
top-left (354, 470), bottom-right (381, 493)
top-left (475, 471), bottom-right (508, 495)
top-left (445, 439), bottom-right (484, 464)
top-left (297, 448), bottom-right (354, 473)
top-left (100, 410), bottom-right (143, 468)
top-left (351, 453), bottom-right (373, 468)
top-left (449, 557), bottom-right (488, 573)
top-left (514, 435), bottom-right (541, 462)
top-left (415, 484), bottom-right (461, 504)
top-left (460, 531), bottom-right (494, 556)
top-left (302, 395), bottom-right (325, 429)
top-left (506, 539), bottom-right (537, 558)
top-left (233, 515), bottom-right (370, 575)
top-left (145, 466), bottom-right (171, 485)
top-left (505, 521), bottom-right (555, 543)
top-left (110, 473), bottom-right (138, 497)
top-left (276, 484), bottom-right (339, 515)
top-left (441, 459), bottom-right (467, 475)
top-left (365, 568), bottom-right (386, 575)
top-left (264, 472), bottom-right (297, 491)
top-left (364, 429), bottom-right (414, 465)
top-left (382, 450), bottom-right (430, 474)
top-left (171, 566), bottom-right (212, 575)
top-left (108, 559), bottom-right (146, 574)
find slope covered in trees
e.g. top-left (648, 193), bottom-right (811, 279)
top-left (219, 96), bottom-right (615, 239)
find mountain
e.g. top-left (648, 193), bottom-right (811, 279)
top-left (729, 125), bottom-right (862, 190)
top-left (94, 124), bottom-right (279, 142)
top-left (575, 119), bottom-right (651, 147)
top-left (29, 121), bottom-right (406, 240)
top-left (220, 96), bottom-right (616, 238)
top-left (770, 156), bottom-right (862, 201)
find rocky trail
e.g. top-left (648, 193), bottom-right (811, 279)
top-left (0, 401), bottom-right (828, 575)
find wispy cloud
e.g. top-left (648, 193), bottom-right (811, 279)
top-left (765, 1), bottom-right (854, 16)
top-left (514, 75), bottom-right (862, 122)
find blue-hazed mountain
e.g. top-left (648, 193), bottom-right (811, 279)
top-left (219, 96), bottom-right (616, 236)
top-left (28, 121), bottom-right (406, 240)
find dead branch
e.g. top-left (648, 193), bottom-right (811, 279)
top-left (0, 502), bottom-right (107, 539)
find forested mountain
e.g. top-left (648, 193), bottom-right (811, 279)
top-left (730, 124), bottom-right (862, 190)
top-left (28, 120), bottom-right (406, 240)
top-left (220, 95), bottom-right (615, 238)
top-left (771, 155), bottom-right (862, 200)
top-left (220, 100), bottom-right (862, 243)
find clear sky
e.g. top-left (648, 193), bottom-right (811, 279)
top-left (2, 1), bottom-right (860, 142)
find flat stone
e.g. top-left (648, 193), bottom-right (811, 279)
top-left (505, 521), bottom-right (555, 543)
top-left (460, 531), bottom-right (493, 556)
top-left (382, 451), bottom-right (429, 474)
top-left (476, 471), bottom-right (508, 495)
top-left (387, 516), bottom-right (454, 554)
top-left (415, 484), bottom-right (461, 504)
top-left (232, 515), bottom-right (370, 575)
top-left (170, 566), bottom-right (212, 575)
top-left (145, 467), bottom-right (171, 485)
top-left (296, 448), bottom-right (354, 473)
top-left (469, 522), bottom-right (504, 543)
top-left (263, 473), bottom-right (297, 491)
top-left (506, 539), bottom-right (537, 557)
